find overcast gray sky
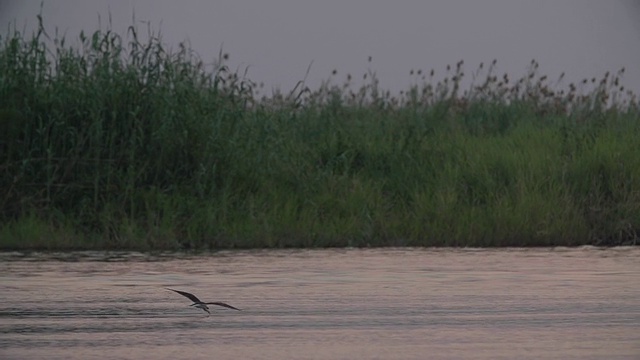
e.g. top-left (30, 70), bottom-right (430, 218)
top-left (2, 0), bottom-right (639, 96)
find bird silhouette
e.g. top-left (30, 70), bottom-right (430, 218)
top-left (166, 288), bottom-right (241, 315)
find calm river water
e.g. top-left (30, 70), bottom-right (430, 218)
top-left (1, 247), bottom-right (638, 359)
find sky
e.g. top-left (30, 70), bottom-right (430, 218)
top-left (1, 0), bottom-right (639, 96)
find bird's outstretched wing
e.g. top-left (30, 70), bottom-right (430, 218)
top-left (166, 288), bottom-right (202, 303)
top-left (204, 302), bottom-right (242, 311)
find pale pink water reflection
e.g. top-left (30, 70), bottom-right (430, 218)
top-left (1, 247), bottom-right (639, 359)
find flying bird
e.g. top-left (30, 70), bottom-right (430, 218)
top-left (166, 288), bottom-right (241, 315)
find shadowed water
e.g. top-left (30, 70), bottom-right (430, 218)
top-left (1, 248), bottom-right (639, 360)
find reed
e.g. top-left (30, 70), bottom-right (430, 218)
top-left (1, 17), bottom-right (638, 250)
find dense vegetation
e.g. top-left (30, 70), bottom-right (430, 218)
top-left (1, 17), bottom-right (639, 250)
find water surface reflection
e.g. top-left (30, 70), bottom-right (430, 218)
top-left (1, 248), bottom-right (639, 359)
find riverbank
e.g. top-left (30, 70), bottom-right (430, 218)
top-left (1, 18), bottom-right (638, 250)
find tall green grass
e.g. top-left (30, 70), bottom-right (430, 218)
top-left (1, 17), bottom-right (638, 250)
